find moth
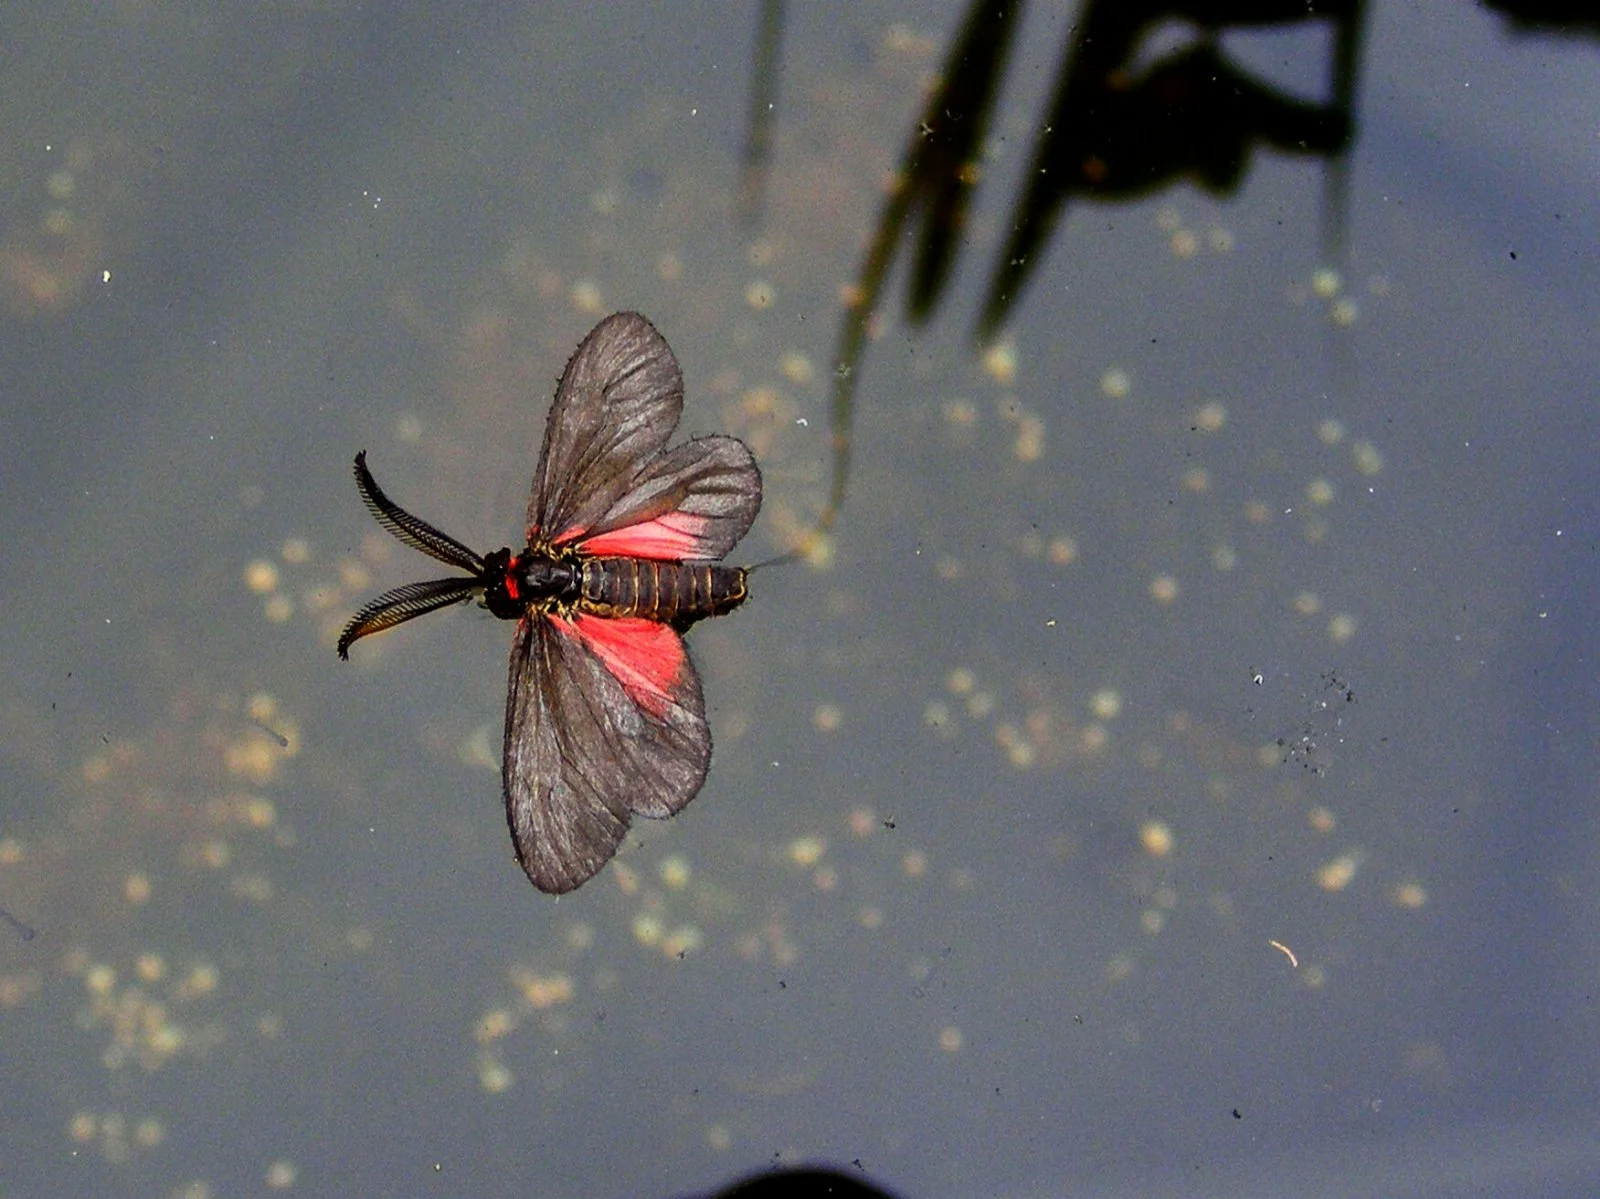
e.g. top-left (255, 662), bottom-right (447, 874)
top-left (338, 312), bottom-right (760, 893)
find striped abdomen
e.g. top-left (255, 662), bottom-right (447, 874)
top-left (578, 557), bottom-right (748, 625)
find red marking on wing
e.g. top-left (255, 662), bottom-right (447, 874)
top-left (573, 512), bottom-right (718, 560)
top-left (551, 613), bottom-right (688, 720)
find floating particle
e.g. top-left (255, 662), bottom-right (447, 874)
top-left (1292, 591), bottom-right (1322, 617)
top-left (1048, 536), bottom-right (1078, 566)
top-left (1392, 881), bottom-right (1428, 909)
top-left (124, 873), bottom-right (151, 905)
top-left (1211, 544), bottom-right (1237, 571)
top-left (662, 925), bottom-right (704, 958)
top-left (779, 350), bottom-right (814, 384)
top-left (1170, 228), bottom-right (1198, 257)
top-left (656, 252), bottom-right (682, 282)
top-left (265, 1160), bottom-right (298, 1189)
top-left (938, 1025), bottom-right (963, 1052)
top-left (632, 913), bottom-right (663, 948)
top-left (744, 279), bottom-right (776, 310)
top-left (1193, 402), bottom-right (1226, 432)
top-left (1100, 367), bottom-right (1131, 398)
top-left (982, 340), bottom-right (1017, 386)
top-left (395, 413), bottom-right (424, 444)
top-left (1149, 575), bottom-right (1179, 604)
top-left (946, 667), bottom-right (976, 696)
top-left (1013, 414), bottom-right (1045, 462)
top-left (1208, 227), bottom-right (1235, 252)
top-left (1311, 268), bottom-right (1342, 299)
top-left (243, 560), bottom-right (279, 595)
top-left (787, 836), bottom-right (826, 868)
top-left (1181, 466), bottom-right (1210, 493)
top-left (1316, 851), bottom-right (1362, 892)
top-left (280, 538), bottom-right (311, 565)
top-left (1306, 478), bottom-right (1334, 506)
top-left (85, 963), bottom-right (116, 996)
top-left (942, 397), bottom-right (978, 429)
top-left (812, 703), bottom-right (842, 733)
top-left (478, 1055), bottom-right (513, 1094)
top-left (1139, 820), bottom-right (1173, 858)
top-left (1352, 440), bottom-right (1383, 475)
top-left (1328, 613), bottom-right (1358, 643)
top-left (1318, 418), bottom-right (1346, 445)
top-left (569, 279), bottom-right (604, 314)
top-left (1090, 689), bottom-right (1122, 721)
top-left (658, 855), bottom-right (691, 891)
top-left (706, 1124), bottom-right (733, 1152)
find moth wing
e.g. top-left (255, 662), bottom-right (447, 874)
top-left (527, 312), bottom-right (684, 546)
top-left (502, 612), bottom-right (711, 894)
top-left (566, 435), bottom-right (762, 561)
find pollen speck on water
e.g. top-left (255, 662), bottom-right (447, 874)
top-left (631, 913), bottom-right (663, 947)
top-left (1149, 575), bottom-right (1179, 605)
top-left (779, 350), bottom-right (813, 384)
top-left (981, 339), bottom-right (1017, 386)
top-left (658, 855), bottom-right (691, 891)
top-left (1352, 440), bottom-right (1383, 475)
top-left (1048, 536), bottom-right (1078, 566)
top-left (569, 279), bottom-right (604, 314)
top-left (124, 873), bottom-right (151, 905)
top-left (265, 1160), bottom-right (298, 1189)
top-left (1317, 851), bottom-right (1362, 892)
top-left (243, 560), bottom-right (279, 594)
top-left (744, 280), bottom-right (776, 310)
top-left (1311, 267), bottom-right (1342, 299)
top-left (1089, 689), bottom-right (1122, 721)
top-left (942, 397), bottom-right (978, 429)
top-left (1013, 413), bottom-right (1045, 462)
top-left (1392, 881), bottom-right (1428, 909)
top-left (786, 836), bottom-right (825, 868)
top-left (1139, 820), bottom-right (1173, 858)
